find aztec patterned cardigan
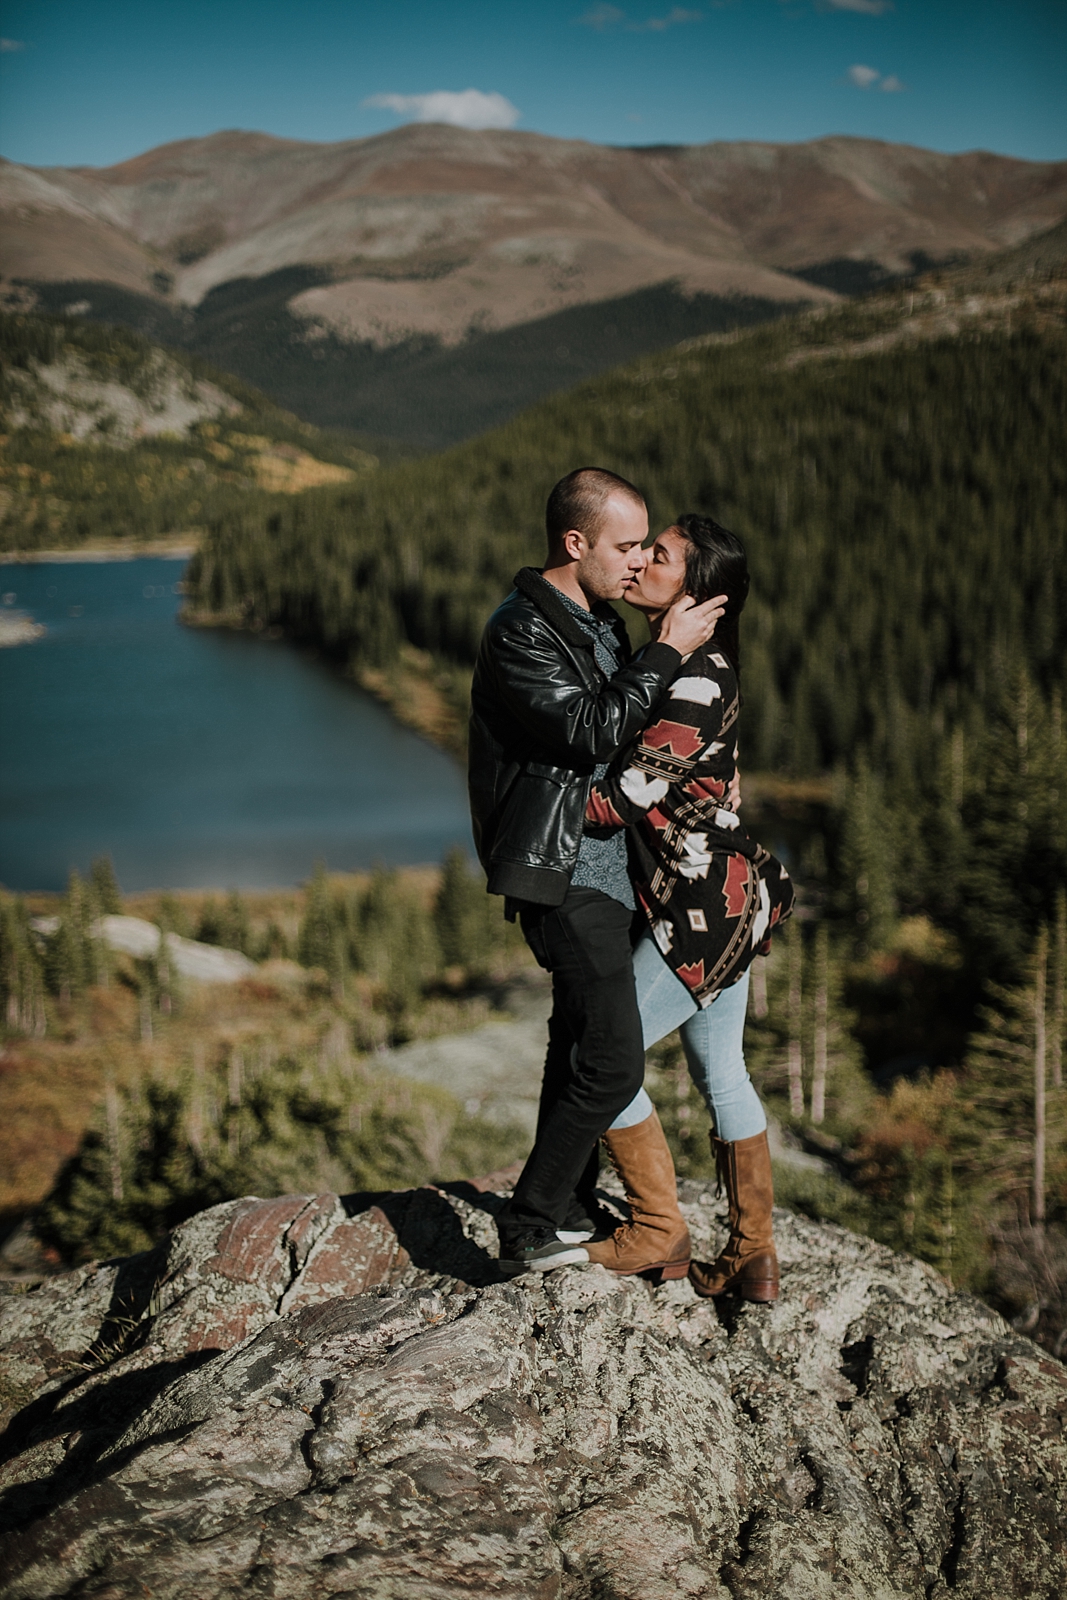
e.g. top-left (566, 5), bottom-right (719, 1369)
top-left (585, 642), bottom-right (795, 1006)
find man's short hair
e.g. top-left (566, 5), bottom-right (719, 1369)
top-left (545, 468), bottom-right (645, 552)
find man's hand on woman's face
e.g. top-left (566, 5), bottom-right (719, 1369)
top-left (658, 593), bottom-right (727, 660)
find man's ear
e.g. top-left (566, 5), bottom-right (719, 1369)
top-left (560, 528), bottom-right (586, 563)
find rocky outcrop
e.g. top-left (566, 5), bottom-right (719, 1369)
top-left (93, 915), bottom-right (258, 983)
top-left (1, 1177), bottom-right (1064, 1599)
top-left (2, 349), bottom-right (242, 443)
top-left (29, 915), bottom-right (257, 984)
top-left (0, 611), bottom-right (45, 647)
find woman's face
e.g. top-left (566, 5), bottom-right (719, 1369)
top-left (622, 525), bottom-right (689, 614)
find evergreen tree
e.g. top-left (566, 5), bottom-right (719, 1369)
top-left (44, 872), bottom-right (95, 1003)
top-left (956, 930), bottom-right (1067, 1226)
top-left (196, 897), bottom-right (223, 945)
top-left (152, 903), bottom-right (180, 1018)
top-left (838, 759), bottom-right (897, 953)
top-left (219, 889), bottom-right (253, 956)
top-left (786, 919), bottom-right (804, 1119)
top-left (805, 929), bottom-right (872, 1134)
top-left (1052, 888), bottom-right (1066, 1091)
top-left (810, 922), bottom-right (830, 1125)
top-left (433, 847), bottom-right (492, 972)
top-left (89, 855), bottom-right (122, 915)
top-left (851, 1075), bottom-right (985, 1290)
top-left (298, 863), bottom-right (337, 972)
top-left (36, 1045), bottom-right (527, 1263)
top-left (356, 868), bottom-right (437, 1013)
top-left (955, 673), bottom-right (1067, 981)
top-left (256, 919), bottom-right (291, 962)
top-left (37, 1076), bottom-right (224, 1261)
top-left (0, 897), bottom-right (48, 1036)
top-left (157, 892), bottom-right (191, 940)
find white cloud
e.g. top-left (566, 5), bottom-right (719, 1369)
top-left (846, 62), bottom-right (906, 91)
top-left (577, 4), bottom-right (625, 26)
top-left (0, 37), bottom-right (26, 51)
top-left (576, 3), bottom-right (701, 28)
top-left (363, 89), bottom-right (520, 131)
top-left (825, 0), bottom-right (893, 12)
top-left (847, 63), bottom-right (881, 88)
top-left (634, 7), bottom-right (703, 31)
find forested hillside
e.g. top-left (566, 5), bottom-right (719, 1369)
top-left (187, 274), bottom-right (1066, 783)
top-left (0, 311), bottom-right (373, 549)
top-left (23, 274), bottom-right (803, 451)
top-left (186, 256), bottom-right (1067, 1030)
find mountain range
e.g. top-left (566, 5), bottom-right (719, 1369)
top-left (3, 125), bottom-right (1066, 447)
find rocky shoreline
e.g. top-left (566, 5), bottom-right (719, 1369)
top-left (0, 539), bottom-right (196, 564)
top-left (0, 611), bottom-right (45, 647)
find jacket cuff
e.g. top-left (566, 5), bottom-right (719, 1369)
top-left (640, 641), bottom-right (683, 679)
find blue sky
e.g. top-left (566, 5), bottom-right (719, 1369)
top-left (0, 0), bottom-right (1063, 169)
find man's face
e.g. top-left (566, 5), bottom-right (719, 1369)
top-left (574, 493), bottom-right (649, 602)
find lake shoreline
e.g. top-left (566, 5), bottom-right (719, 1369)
top-left (0, 539), bottom-right (197, 564)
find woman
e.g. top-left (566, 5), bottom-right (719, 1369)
top-left (581, 514), bottom-right (794, 1301)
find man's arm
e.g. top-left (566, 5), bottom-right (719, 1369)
top-left (485, 593), bottom-right (726, 767)
top-left (488, 620), bottom-right (682, 766)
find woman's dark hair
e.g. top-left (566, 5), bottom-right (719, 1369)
top-left (673, 513), bottom-right (749, 676)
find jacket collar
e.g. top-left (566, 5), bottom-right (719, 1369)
top-left (513, 566), bottom-right (629, 657)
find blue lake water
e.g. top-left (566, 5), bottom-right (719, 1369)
top-left (0, 558), bottom-right (473, 892)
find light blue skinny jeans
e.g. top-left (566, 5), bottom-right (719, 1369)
top-left (609, 933), bottom-right (766, 1142)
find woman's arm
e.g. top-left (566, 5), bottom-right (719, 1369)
top-left (586, 653), bottom-right (738, 830)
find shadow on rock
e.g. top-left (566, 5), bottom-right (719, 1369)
top-left (0, 1351), bottom-right (215, 1533)
top-left (0, 1242), bottom-right (171, 1472)
top-left (343, 1186), bottom-right (504, 1287)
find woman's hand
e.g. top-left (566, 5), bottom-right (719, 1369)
top-left (728, 768), bottom-right (742, 812)
top-left (658, 593), bottom-right (727, 660)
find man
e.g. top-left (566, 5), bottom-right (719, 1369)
top-left (468, 467), bottom-right (724, 1272)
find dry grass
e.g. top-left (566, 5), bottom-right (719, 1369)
top-left (2, 871), bottom-right (529, 1226)
top-left (0, 963), bottom-right (310, 1220)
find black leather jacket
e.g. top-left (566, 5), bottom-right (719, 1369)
top-left (468, 567), bottom-right (682, 905)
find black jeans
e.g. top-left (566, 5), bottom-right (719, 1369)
top-left (506, 886), bottom-right (644, 1230)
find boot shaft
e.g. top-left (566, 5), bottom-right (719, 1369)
top-left (602, 1109), bottom-right (686, 1227)
top-left (711, 1128), bottom-right (775, 1253)
top-left (584, 1109), bottom-right (690, 1276)
top-left (691, 1127), bottom-right (778, 1300)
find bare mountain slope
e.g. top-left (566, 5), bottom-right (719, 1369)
top-left (5, 126), bottom-right (1066, 345)
top-left (6, 127), bottom-right (1064, 448)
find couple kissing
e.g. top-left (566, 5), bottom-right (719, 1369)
top-left (469, 467), bottom-right (794, 1298)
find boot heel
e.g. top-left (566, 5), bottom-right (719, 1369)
top-left (658, 1258), bottom-right (692, 1282)
top-left (741, 1280), bottom-right (779, 1303)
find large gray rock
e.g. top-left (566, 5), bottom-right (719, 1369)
top-left (93, 916), bottom-right (257, 983)
top-left (30, 916), bottom-right (257, 984)
top-left (378, 978), bottom-right (553, 1134)
top-left (0, 1179), bottom-right (1063, 1600)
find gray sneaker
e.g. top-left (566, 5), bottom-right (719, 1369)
top-left (556, 1196), bottom-right (617, 1245)
top-left (497, 1227), bottom-right (590, 1274)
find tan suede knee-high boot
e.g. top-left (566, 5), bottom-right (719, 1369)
top-left (689, 1129), bottom-right (779, 1302)
top-left (583, 1110), bottom-right (691, 1280)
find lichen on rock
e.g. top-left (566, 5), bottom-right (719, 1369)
top-left (0, 1178), bottom-right (1064, 1599)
